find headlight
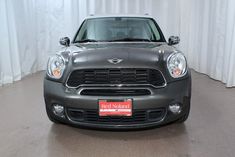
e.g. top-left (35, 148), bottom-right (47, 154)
top-left (167, 52), bottom-right (187, 78)
top-left (47, 55), bottom-right (65, 79)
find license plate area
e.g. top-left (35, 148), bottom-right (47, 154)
top-left (99, 99), bottom-right (132, 117)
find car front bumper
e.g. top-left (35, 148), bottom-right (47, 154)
top-left (44, 73), bottom-right (191, 129)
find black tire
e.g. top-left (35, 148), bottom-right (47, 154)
top-left (177, 103), bottom-right (190, 123)
top-left (46, 106), bottom-right (61, 124)
top-left (177, 112), bottom-right (189, 123)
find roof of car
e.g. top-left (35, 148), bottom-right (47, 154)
top-left (85, 14), bottom-right (153, 20)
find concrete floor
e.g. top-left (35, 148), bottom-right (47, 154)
top-left (0, 71), bottom-right (235, 157)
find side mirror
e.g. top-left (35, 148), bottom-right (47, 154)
top-left (59, 37), bottom-right (70, 47)
top-left (168, 36), bottom-right (180, 45)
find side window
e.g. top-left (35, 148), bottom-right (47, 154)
top-left (81, 30), bottom-right (87, 40)
top-left (148, 20), bottom-right (161, 40)
top-left (76, 21), bottom-right (88, 41)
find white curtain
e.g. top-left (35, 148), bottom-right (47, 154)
top-left (0, 0), bottom-right (235, 87)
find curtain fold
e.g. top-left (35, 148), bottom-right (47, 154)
top-left (0, 0), bottom-right (235, 87)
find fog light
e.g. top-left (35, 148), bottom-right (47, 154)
top-left (169, 103), bottom-right (182, 114)
top-left (52, 104), bottom-right (65, 118)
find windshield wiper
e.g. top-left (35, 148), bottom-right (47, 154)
top-left (75, 39), bottom-right (98, 43)
top-left (107, 38), bottom-right (152, 42)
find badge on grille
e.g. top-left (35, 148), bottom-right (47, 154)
top-left (107, 58), bottom-right (123, 64)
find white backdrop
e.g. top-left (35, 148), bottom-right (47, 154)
top-left (0, 0), bottom-right (235, 87)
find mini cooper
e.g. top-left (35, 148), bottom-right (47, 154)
top-left (44, 15), bottom-right (191, 129)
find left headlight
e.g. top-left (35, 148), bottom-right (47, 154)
top-left (167, 52), bottom-right (187, 78)
top-left (47, 55), bottom-right (65, 79)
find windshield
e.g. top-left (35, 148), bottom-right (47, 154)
top-left (74, 17), bottom-right (166, 43)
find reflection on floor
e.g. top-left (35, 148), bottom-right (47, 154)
top-left (0, 70), bottom-right (235, 157)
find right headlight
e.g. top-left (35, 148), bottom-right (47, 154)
top-left (167, 52), bottom-right (187, 78)
top-left (47, 55), bottom-right (65, 79)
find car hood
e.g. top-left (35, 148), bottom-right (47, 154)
top-left (67, 42), bottom-right (176, 69)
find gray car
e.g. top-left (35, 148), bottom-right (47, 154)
top-left (44, 15), bottom-right (191, 129)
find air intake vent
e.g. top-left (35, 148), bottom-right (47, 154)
top-left (80, 89), bottom-right (151, 96)
top-left (67, 108), bottom-right (166, 124)
top-left (66, 69), bottom-right (166, 88)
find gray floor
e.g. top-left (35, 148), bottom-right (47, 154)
top-left (0, 71), bottom-right (235, 157)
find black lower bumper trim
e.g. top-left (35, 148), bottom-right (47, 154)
top-left (66, 108), bottom-right (166, 125)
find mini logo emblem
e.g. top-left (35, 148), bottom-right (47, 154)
top-left (107, 58), bottom-right (123, 64)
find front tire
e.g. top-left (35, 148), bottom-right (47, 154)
top-left (177, 102), bottom-right (190, 123)
top-left (46, 105), bottom-right (61, 124)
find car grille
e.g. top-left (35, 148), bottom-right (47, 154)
top-left (80, 89), bottom-right (151, 96)
top-left (66, 69), bottom-right (166, 88)
top-left (67, 108), bottom-right (166, 124)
